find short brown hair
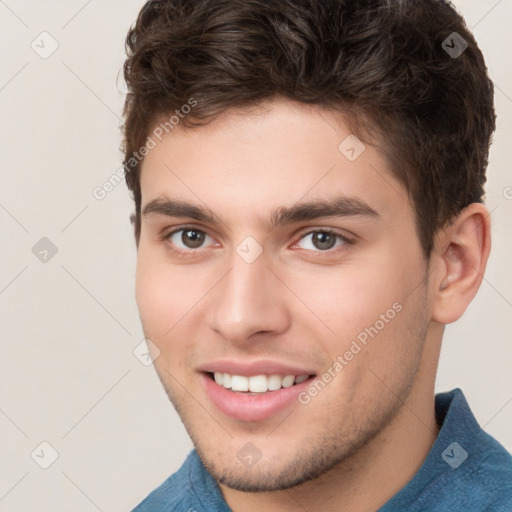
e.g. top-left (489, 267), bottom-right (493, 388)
top-left (122, 0), bottom-right (496, 259)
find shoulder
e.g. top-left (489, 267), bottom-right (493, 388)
top-left (453, 428), bottom-right (512, 511)
top-left (381, 389), bottom-right (512, 512)
top-left (131, 451), bottom-right (195, 512)
top-left (422, 436), bottom-right (512, 512)
top-left (424, 390), bottom-right (512, 511)
top-left (131, 450), bottom-right (230, 511)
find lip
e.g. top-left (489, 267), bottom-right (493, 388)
top-left (197, 359), bottom-right (316, 377)
top-left (199, 371), bottom-right (316, 422)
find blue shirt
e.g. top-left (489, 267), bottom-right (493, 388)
top-left (132, 388), bottom-right (512, 511)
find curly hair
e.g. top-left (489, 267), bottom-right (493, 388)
top-left (121, 0), bottom-right (496, 259)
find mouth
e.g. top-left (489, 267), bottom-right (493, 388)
top-left (199, 369), bottom-right (317, 422)
top-left (206, 371), bottom-right (314, 394)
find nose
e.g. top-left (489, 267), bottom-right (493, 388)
top-left (207, 248), bottom-right (290, 343)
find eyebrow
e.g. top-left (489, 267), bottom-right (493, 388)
top-left (142, 195), bottom-right (380, 228)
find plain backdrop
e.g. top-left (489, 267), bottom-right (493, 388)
top-left (0, 1), bottom-right (511, 511)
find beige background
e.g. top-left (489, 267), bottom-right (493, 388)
top-left (0, 1), bottom-right (511, 510)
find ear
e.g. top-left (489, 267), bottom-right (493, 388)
top-left (430, 203), bottom-right (491, 325)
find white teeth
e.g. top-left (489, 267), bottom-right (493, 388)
top-left (249, 375), bottom-right (268, 393)
top-left (267, 374), bottom-right (282, 391)
top-left (230, 375), bottom-right (249, 392)
top-left (212, 372), bottom-right (310, 392)
top-left (281, 375), bottom-right (295, 388)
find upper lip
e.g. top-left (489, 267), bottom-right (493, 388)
top-left (198, 359), bottom-right (316, 377)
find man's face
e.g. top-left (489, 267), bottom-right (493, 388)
top-left (135, 98), bottom-right (433, 491)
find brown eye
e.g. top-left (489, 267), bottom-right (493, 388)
top-left (297, 230), bottom-right (347, 252)
top-left (311, 231), bottom-right (337, 250)
top-left (166, 228), bottom-right (213, 251)
top-left (181, 229), bottom-right (205, 248)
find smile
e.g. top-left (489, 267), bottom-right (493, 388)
top-left (200, 370), bottom-right (317, 422)
top-left (211, 372), bottom-right (310, 393)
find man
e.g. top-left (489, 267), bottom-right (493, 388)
top-left (122, 0), bottom-right (512, 510)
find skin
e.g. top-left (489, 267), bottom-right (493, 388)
top-left (135, 97), bottom-right (490, 512)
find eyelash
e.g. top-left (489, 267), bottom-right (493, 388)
top-left (162, 226), bottom-right (355, 259)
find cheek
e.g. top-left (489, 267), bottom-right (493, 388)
top-left (135, 258), bottom-right (194, 380)
top-left (135, 249), bottom-right (183, 337)
top-left (286, 251), bottom-right (423, 380)
top-left (135, 245), bottom-right (216, 340)
top-left (287, 262), bottom-right (403, 337)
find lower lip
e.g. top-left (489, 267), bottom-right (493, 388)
top-left (199, 373), bottom-right (315, 422)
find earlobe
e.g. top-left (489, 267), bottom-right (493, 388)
top-left (431, 204), bottom-right (491, 324)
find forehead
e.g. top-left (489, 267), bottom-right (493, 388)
top-left (139, 99), bottom-right (411, 226)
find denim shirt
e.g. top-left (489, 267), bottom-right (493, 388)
top-left (132, 388), bottom-right (512, 511)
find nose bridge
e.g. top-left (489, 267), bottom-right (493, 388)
top-left (208, 246), bottom-right (288, 341)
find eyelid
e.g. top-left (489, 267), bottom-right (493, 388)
top-left (164, 226), bottom-right (217, 247)
top-left (291, 228), bottom-right (355, 252)
top-left (163, 223), bottom-right (212, 237)
top-left (294, 226), bottom-right (355, 240)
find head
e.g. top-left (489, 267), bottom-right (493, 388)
top-left (122, 0), bottom-right (494, 493)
